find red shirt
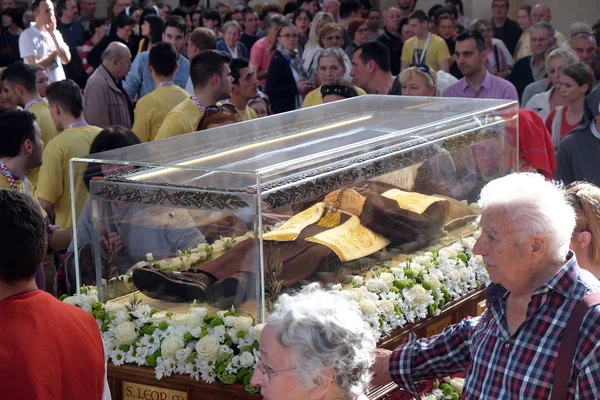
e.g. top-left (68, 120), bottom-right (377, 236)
top-left (545, 106), bottom-right (580, 140)
top-left (0, 290), bottom-right (106, 399)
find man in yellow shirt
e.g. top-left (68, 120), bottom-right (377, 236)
top-left (155, 50), bottom-right (233, 140)
top-left (37, 79), bottom-right (102, 228)
top-left (226, 58), bottom-right (258, 121)
top-left (400, 10), bottom-right (451, 72)
top-left (1, 62), bottom-right (59, 188)
top-left (131, 42), bottom-right (190, 142)
top-left (0, 110), bottom-right (73, 290)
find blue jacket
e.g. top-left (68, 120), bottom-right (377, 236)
top-left (123, 51), bottom-right (190, 99)
top-left (216, 40), bottom-right (249, 59)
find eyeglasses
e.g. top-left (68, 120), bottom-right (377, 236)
top-left (409, 63), bottom-right (431, 74)
top-left (280, 33), bottom-right (299, 39)
top-left (356, 28), bottom-right (369, 33)
top-left (256, 360), bottom-right (297, 384)
top-left (320, 83), bottom-right (356, 98)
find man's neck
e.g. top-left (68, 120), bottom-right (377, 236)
top-left (193, 89), bottom-right (220, 107)
top-left (153, 74), bottom-right (175, 87)
top-left (0, 279), bottom-right (38, 302)
top-left (60, 15), bottom-right (73, 25)
top-left (8, 25), bottom-right (20, 34)
top-left (399, 9), bottom-right (411, 19)
top-left (417, 31), bottom-right (429, 41)
top-left (244, 29), bottom-right (257, 37)
top-left (62, 115), bottom-right (86, 129)
top-left (465, 67), bottom-right (487, 93)
top-left (228, 93), bottom-right (248, 111)
top-left (493, 16), bottom-right (506, 27)
top-left (0, 156), bottom-right (28, 180)
top-left (532, 53), bottom-right (545, 65)
top-left (22, 91), bottom-right (42, 106)
top-left (369, 72), bottom-right (395, 94)
top-left (35, 19), bottom-right (47, 32)
top-left (385, 26), bottom-right (399, 36)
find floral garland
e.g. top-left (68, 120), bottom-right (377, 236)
top-left (420, 377), bottom-right (465, 400)
top-left (61, 232), bottom-right (488, 392)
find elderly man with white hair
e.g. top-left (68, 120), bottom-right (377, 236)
top-left (371, 172), bottom-right (600, 398)
top-left (251, 283), bottom-right (375, 400)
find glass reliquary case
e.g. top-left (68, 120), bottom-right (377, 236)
top-left (69, 95), bottom-right (518, 323)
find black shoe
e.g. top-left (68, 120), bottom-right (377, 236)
top-left (206, 272), bottom-right (251, 309)
top-left (132, 267), bottom-right (209, 303)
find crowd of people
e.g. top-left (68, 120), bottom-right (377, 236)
top-left (1, 0), bottom-right (600, 398)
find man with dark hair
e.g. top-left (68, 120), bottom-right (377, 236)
top-left (185, 27), bottom-right (218, 93)
top-left (78, 0), bottom-right (97, 33)
top-left (1, 62), bottom-right (59, 187)
top-left (227, 57), bottom-right (258, 121)
top-left (87, 13), bottom-right (135, 69)
top-left (174, 0), bottom-right (199, 14)
top-left (156, 50), bottom-right (233, 140)
top-left (0, 188), bottom-right (107, 399)
top-left (132, 43), bottom-right (189, 142)
top-left (339, 0), bottom-right (361, 49)
top-left (240, 8), bottom-right (260, 52)
top-left (84, 41), bottom-right (133, 128)
top-left (19, 0), bottom-right (71, 83)
top-left (300, 0), bottom-right (319, 17)
top-left (510, 21), bottom-right (556, 100)
top-left (397, 0), bottom-right (417, 19)
top-left (377, 7), bottom-right (403, 75)
top-left (350, 41), bottom-right (401, 95)
top-left (124, 15), bottom-right (189, 99)
top-left (57, 0), bottom-right (87, 88)
top-left (491, 0), bottom-right (521, 55)
top-left (444, 31), bottom-right (518, 100)
top-left (38, 79), bottom-right (101, 228)
top-left (401, 9), bottom-right (450, 72)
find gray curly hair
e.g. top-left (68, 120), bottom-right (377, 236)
top-left (268, 283), bottom-right (376, 398)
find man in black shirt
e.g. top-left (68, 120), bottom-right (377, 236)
top-left (491, 0), bottom-right (521, 55)
top-left (240, 8), bottom-right (260, 51)
top-left (377, 7), bottom-right (403, 75)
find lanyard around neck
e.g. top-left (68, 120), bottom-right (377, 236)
top-left (0, 160), bottom-right (29, 194)
top-left (414, 33), bottom-right (431, 65)
top-left (24, 98), bottom-right (45, 111)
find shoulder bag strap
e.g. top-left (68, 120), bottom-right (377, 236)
top-left (551, 106), bottom-right (563, 149)
top-left (551, 292), bottom-right (600, 400)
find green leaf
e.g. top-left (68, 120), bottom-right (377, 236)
top-left (236, 330), bottom-right (246, 339)
top-left (183, 332), bottom-right (193, 341)
top-left (146, 355), bottom-right (157, 367)
top-left (119, 344), bottom-right (131, 352)
top-left (59, 294), bottom-right (68, 301)
top-left (158, 321), bottom-right (169, 331)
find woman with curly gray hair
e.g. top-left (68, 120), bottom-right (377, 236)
top-left (251, 283), bottom-right (376, 399)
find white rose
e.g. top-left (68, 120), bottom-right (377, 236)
top-left (409, 285), bottom-right (431, 304)
top-left (213, 325), bottom-right (226, 338)
top-left (152, 311), bottom-right (169, 323)
top-left (114, 321), bottom-right (138, 345)
top-left (80, 295), bottom-right (97, 313)
top-left (379, 272), bottom-right (395, 289)
top-left (161, 335), bottom-right (184, 358)
top-left (239, 351), bottom-right (255, 368)
top-left (216, 310), bottom-right (228, 320)
top-left (352, 275), bottom-right (364, 286)
top-left (347, 288), bottom-right (364, 301)
top-left (104, 302), bottom-right (128, 318)
top-left (365, 278), bottom-right (388, 293)
top-left (376, 300), bottom-right (395, 315)
top-left (62, 296), bottom-right (80, 307)
top-left (472, 230), bottom-right (481, 240)
top-left (146, 253), bottom-right (154, 262)
top-left (341, 290), bottom-right (357, 302)
top-left (425, 274), bottom-right (442, 291)
top-left (187, 307), bottom-right (208, 326)
top-left (413, 254), bottom-right (433, 266)
top-left (224, 316), bottom-right (236, 327)
top-left (196, 243), bottom-right (211, 252)
top-left (359, 299), bottom-right (377, 315)
top-left (439, 248), bottom-right (458, 259)
top-left (233, 316), bottom-right (253, 331)
top-left (250, 323), bottom-right (265, 341)
top-left (195, 336), bottom-right (220, 360)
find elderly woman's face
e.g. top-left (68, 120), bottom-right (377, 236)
top-left (401, 75), bottom-right (435, 96)
top-left (251, 324), bottom-right (315, 400)
top-left (318, 56), bottom-right (344, 84)
top-left (322, 29), bottom-right (342, 49)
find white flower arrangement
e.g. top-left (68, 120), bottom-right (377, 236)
top-left (61, 237), bottom-right (488, 391)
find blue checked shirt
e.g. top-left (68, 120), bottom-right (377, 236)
top-left (123, 51), bottom-right (190, 100)
top-left (390, 252), bottom-right (600, 399)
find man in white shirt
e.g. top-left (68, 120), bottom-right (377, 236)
top-left (19, 0), bottom-right (71, 83)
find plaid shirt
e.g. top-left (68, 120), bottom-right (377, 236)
top-left (390, 252), bottom-right (600, 399)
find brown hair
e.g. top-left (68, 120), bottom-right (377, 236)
top-left (564, 182), bottom-right (600, 265)
top-left (317, 22), bottom-right (343, 47)
top-left (268, 22), bottom-right (296, 52)
top-left (562, 62), bottom-right (596, 96)
top-left (196, 108), bottom-right (242, 131)
top-left (518, 4), bottom-right (531, 14)
top-left (348, 18), bottom-right (368, 41)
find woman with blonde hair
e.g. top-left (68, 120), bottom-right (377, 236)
top-left (399, 64), bottom-right (440, 97)
top-left (301, 12), bottom-right (334, 75)
top-left (523, 47), bottom-right (579, 115)
top-left (564, 182), bottom-right (600, 278)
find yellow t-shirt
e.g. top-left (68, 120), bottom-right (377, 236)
top-left (0, 174), bottom-right (48, 219)
top-left (237, 106), bottom-right (257, 121)
top-left (36, 125), bottom-right (102, 228)
top-left (132, 85), bottom-right (190, 142)
top-left (301, 85), bottom-right (367, 108)
top-left (155, 98), bottom-right (204, 140)
top-left (401, 33), bottom-right (451, 71)
top-left (27, 99), bottom-right (60, 188)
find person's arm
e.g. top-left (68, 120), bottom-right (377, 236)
top-left (123, 53), bottom-right (144, 99)
top-left (437, 40), bottom-right (452, 73)
top-left (49, 24), bottom-right (71, 64)
top-left (131, 99), bottom-right (151, 142)
top-left (83, 80), bottom-right (112, 128)
top-left (50, 227), bottom-right (73, 251)
top-left (504, 82), bottom-right (519, 101)
top-left (438, 58), bottom-right (450, 73)
top-left (250, 43), bottom-right (267, 80)
top-left (36, 140), bottom-right (63, 224)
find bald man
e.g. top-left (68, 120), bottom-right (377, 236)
top-left (377, 7), bottom-right (403, 75)
top-left (83, 42), bottom-right (134, 128)
top-left (515, 3), bottom-right (566, 60)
